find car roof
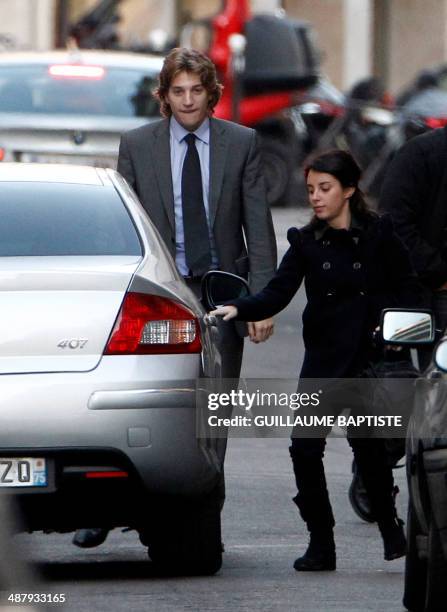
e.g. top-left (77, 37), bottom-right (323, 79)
top-left (0, 50), bottom-right (163, 71)
top-left (0, 163), bottom-right (110, 186)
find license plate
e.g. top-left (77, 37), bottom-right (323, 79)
top-left (20, 153), bottom-right (116, 168)
top-left (0, 457), bottom-right (47, 487)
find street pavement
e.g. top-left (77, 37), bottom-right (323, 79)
top-left (9, 205), bottom-right (409, 612)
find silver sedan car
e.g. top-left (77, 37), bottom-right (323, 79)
top-left (0, 163), bottom-right (224, 575)
top-left (0, 50), bottom-right (163, 167)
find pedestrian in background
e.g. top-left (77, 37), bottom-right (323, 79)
top-left (73, 46), bottom-right (277, 549)
top-left (379, 124), bottom-right (447, 369)
top-left (212, 150), bottom-right (423, 570)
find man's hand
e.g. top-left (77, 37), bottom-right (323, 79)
top-left (247, 318), bottom-right (274, 343)
top-left (437, 281), bottom-right (447, 290)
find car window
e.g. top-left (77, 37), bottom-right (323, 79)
top-left (0, 183), bottom-right (142, 256)
top-left (0, 65), bottom-right (159, 117)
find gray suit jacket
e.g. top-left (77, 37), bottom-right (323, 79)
top-left (117, 117), bottom-right (277, 292)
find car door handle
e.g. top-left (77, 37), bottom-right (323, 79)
top-left (203, 314), bottom-right (218, 327)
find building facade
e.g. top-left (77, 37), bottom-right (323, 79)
top-left (1, 0), bottom-right (447, 95)
top-left (181, 0), bottom-right (447, 93)
top-left (0, 0), bottom-right (55, 51)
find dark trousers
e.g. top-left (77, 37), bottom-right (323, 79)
top-left (290, 434), bottom-right (395, 533)
top-left (289, 379), bottom-right (396, 533)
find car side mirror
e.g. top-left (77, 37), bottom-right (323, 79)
top-left (201, 271), bottom-right (250, 311)
top-left (380, 309), bottom-right (434, 346)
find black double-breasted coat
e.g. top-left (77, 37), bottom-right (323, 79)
top-left (233, 214), bottom-right (423, 379)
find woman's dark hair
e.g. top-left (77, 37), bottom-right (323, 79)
top-left (304, 149), bottom-right (372, 219)
top-left (154, 47), bottom-right (223, 117)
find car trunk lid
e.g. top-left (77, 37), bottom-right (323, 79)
top-left (0, 256), bottom-right (141, 374)
top-left (0, 114), bottom-right (150, 166)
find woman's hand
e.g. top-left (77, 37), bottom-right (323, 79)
top-left (210, 305), bottom-right (238, 321)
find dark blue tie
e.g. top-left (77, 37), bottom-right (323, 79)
top-left (181, 133), bottom-right (212, 276)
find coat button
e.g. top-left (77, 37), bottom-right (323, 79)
top-left (353, 262), bottom-right (362, 270)
top-left (322, 262), bottom-right (331, 270)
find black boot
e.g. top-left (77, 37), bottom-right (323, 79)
top-left (289, 444), bottom-right (336, 571)
top-left (293, 531), bottom-right (336, 571)
top-left (351, 441), bottom-right (405, 560)
top-left (378, 516), bottom-right (406, 561)
top-left (349, 465), bottom-right (375, 523)
top-left (349, 460), bottom-right (400, 524)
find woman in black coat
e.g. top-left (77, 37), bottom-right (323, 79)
top-left (212, 150), bottom-right (423, 571)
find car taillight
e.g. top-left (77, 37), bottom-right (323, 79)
top-left (425, 116), bottom-right (447, 129)
top-left (104, 293), bottom-right (201, 355)
top-left (48, 64), bottom-right (105, 79)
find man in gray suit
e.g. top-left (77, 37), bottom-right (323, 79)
top-left (73, 47), bottom-right (276, 548)
top-left (119, 47), bottom-right (277, 375)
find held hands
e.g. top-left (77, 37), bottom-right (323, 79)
top-left (209, 307), bottom-right (275, 343)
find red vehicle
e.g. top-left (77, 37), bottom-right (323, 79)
top-left (71, 0), bottom-right (321, 206)
top-left (200, 0), bottom-right (321, 206)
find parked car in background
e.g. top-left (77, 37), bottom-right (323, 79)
top-left (404, 332), bottom-right (447, 612)
top-left (0, 50), bottom-right (163, 167)
top-left (0, 163), bottom-right (225, 575)
top-left (380, 309), bottom-right (447, 612)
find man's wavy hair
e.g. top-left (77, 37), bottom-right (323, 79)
top-left (154, 47), bottom-right (223, 117)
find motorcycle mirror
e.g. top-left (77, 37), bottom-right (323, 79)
top-left (297, 102), bottom-right (322, 115)
top-left (380, 309), bottom-right (434, 346)
top-left (360, 106), bottom-right (395, 126)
